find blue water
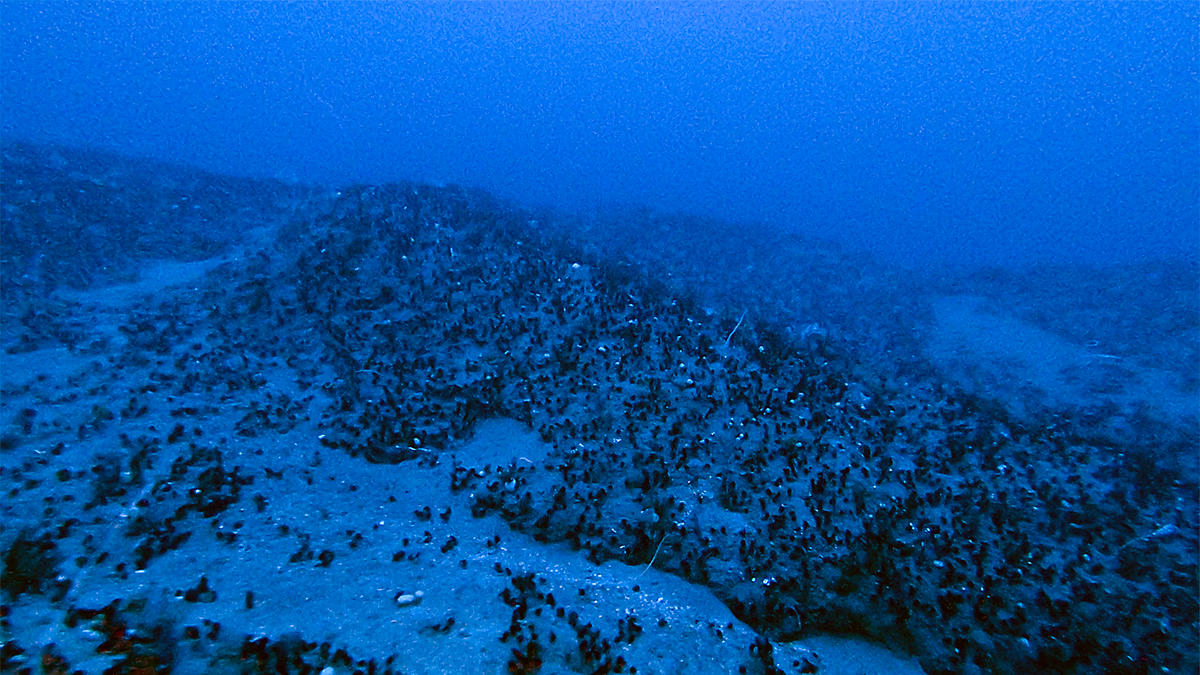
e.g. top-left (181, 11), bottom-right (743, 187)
top-left (2, 7), bottom-right (1199, 671)
top-left (3, 1), bottom-right (1196, 269)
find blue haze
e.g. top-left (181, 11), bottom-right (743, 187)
top-left (2, 1), bottom-right (1197, 269)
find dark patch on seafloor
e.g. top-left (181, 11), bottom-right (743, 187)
top-left (1, 142), bottom-right (1196, 674)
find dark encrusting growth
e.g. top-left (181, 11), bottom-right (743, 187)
top-left (253, 181), bottom-right (1195, 673)
top-left (1, 143), bottom-right (1196, 674)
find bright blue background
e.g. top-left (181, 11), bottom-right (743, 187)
top-left (3, 1), bottom-right (1196, 268)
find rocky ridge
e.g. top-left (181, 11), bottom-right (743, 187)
top-left (1, 144), bottom-right (1196, 674)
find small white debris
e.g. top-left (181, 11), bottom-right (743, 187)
top-left (1148, 524), bottom-right (1179, 539)
top-left (394, 590), bottom-right (424, 607)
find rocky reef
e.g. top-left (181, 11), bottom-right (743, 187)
top-left (2, 143), bottom-right (1195, 674)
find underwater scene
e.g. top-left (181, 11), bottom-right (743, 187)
top-left (1, 4), bottom-right (1197, 675)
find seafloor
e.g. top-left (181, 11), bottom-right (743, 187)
top-left (1, 141), bottom-right (1196, 674)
